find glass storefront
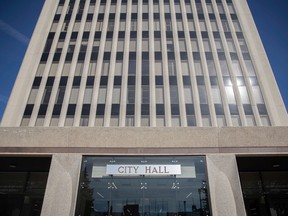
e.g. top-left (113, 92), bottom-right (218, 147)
top-left (237, 156), bottom-right (288, 216)
top-left (0, 157), bottom-right (51, 216)
top-left (75, 156), bottom-right (210, 216)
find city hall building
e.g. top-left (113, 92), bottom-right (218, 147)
top-left (0, 0), bottom-right (288, 215)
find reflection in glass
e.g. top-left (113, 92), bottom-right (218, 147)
top-left (75, 156), bottom-right (211, 216)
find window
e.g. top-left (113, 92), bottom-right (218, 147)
top-left (215, 39), bottom-right (223, 52)
top-left (153, 3), bottom-right (159, 13)
top-left (170, 86), bottom-right (179, 104)
top-left (252, 86), bottom-right (264, 104)
top-left (194, 61), bottom-right (203, 75)
top-left (126, 116), bottom-right (134, 127)
top-left (102, 61), bottom-right (110, 76)
top-left (217, 116), bottom-right (226, 127)
top-left (188, 21), bottom-right (195, 31)
top-left (110, 4), bottom-right (116, 13)
top-left (217, 4), bottom-right (225, 14)
top-left (27, 88), bottom-right (38, 104)
top-left (129, 39), bottom-right (137, 52)
top-left (221, 20), bottom-right (230, 32)
top-left (80, 40), bottom-right (88, 53)
top-left (65, 116), bottom-right (74, 126)
top-left (211, 21), bottom-right (218, 31)
top-left (96, 21), bottom-right (103, 31)
top-left (105, 39), bottom-right (112, 52)
top-left (203, 39), bottom-right (211, 52)
top-left (62, 63), bottom-right (71, 76)
top-left (211, 86), bottom-right (222, 104)
top-left (207, 60), bottom-right (216, 76)
top-left (184, 86), bottom-right (193, 104)
top-left (155, 60), bottom-right (163, 76)
top-left (198, 85), bottom-right (208, 104)
top-left (225, 86), bottom-right (236, 104)
top-left (165, 19), bottom-right (172, 31)
top-left (143, 3), bottom-right (148, 13)
top-left (115, 61), bottom-right (123, 76)
top-left (156, 86), bottom-right (164, 104)
top-left (232, 60), bottom-right (242, 76)
top-left (69, 87), bottom-right (79, 104)
top-left (181, 60), bottom-right (189, 75)
top-left (239, 86), bottom-right (250, 104)
top-left (220, 60), bottom-right (229, 76)
top-left (196, 3), bottom-right (203, 14)
top-left (142, 60), bottom-right (149, 75)
top-left (132, 4), bottom-right (137, 13)
top-left (73, 22), bottom-right (81, 31)
top-left (50, 22), bottom-right (58, 32)
top-left (119, 21), bottom-right (126, 31)
top-left (75, 61), bottom-right (84, 76)
top-left (233, 21), bottom-right (242, 32)
top-left (199, 21), bottom-right (206, 31)
top-left (56, 5), bottom-right (63, 14)
top-left (154, 39), bottom-right (161, 52)
top-left (177, 21), bottom-right (183, 31)
top-left (88, 5), bottom-right (95, 13)
top-left (112, 87), bottom-right (121, 104)
top-left (175, 3), bottom-right (181, 13)
top-left (246, 115), bottom-right (256, 126)
top-left (121, 4), bottom-right (127, 13)
top-left (49, 63), bottom-right (58, 76)
top-left (186, 4), bottom-right (192, 13)
top-left (179, 39), bottom-right (186, 52)
top-left (171, 116), bottom-right (181, 126)
top-left (154, 20), bottom-right (160, 31)
top-left (227, 39), bottom-right (236, 52)
top-left (98, 87), bottom-right (107, 104)
top-left (168, 60), bottom-right (176, 76)
top-left (84, 87), bottom-right (93, 104)
top-left (238, 39), bottom-right (248, 53)
top-left (206, 4), bottom-right (213, 14)
top-left (164, 3), bottom-right (170, 13)
top-left (142, 39), bottom-right (149, 52)
top-left (84, 22), bottom-right (92, 31)
top-left (228, 4), bottom-right (236, 14)
top-left (127, 86), bottom-right (135, 104)
top-left (191, 39), bottom-right (199, 52)
top-left (131, 19), bottom-right (137, 31)
top-left (42, 87), bottom-right (52, 104)
top-left (167, 39), bottom-right (174, 51)
top-left (88, 62), bottom-right (97, 76)
top-left (56, 87), bottom-right (65, 104)
top-left (117, 39), bottom-right (125, 52)
top-left (99, 4), bottom-right (105, 13)
top-left (142, 86), bottom-right (149, 104)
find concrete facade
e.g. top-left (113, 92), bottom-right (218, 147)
top-left (1, 127), bottom-right (287, 216)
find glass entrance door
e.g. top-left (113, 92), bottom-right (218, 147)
top-left (75, 156), bottom-right (210, 216)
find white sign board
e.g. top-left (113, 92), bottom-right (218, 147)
top-left (106, 164), bottom-right (181, 176)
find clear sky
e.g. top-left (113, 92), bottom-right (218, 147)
top-left (0, 0), bottom-right (287, 123)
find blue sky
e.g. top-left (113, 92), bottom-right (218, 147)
top-left (0, 0), bottom-right (287, 123)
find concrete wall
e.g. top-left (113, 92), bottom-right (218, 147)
top-left (0, 127), bottom-right (287, 153)
top-left (0, 127), bottom-right (287, 216)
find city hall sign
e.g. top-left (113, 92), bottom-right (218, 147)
top-left (106, 164), bottom-right (181, 176)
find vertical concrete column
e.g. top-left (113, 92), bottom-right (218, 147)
top-left (41, 154), bottom-right (82, 216)
top-left (206, 154), bottom-right (246, 216)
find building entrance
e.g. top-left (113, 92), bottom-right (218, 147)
top-left (75, 156), bottom-right (210, 216)
top-left (0, 157), bottom-right (51, 216)
top-left (237, 156), bottom-right (288, 216)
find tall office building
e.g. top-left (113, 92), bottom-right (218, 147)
top-left (0, 0), bottom-right (287, 216)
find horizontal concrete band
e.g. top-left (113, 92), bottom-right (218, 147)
top-left (0, 127), bottom-right (287, 149)
top-left (0, 146), bottom-right (288, 154)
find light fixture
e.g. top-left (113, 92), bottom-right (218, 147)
top-left (272, 164), bottom-right (280, 168)
top-left (9, 164), bottom-right (16, 168)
